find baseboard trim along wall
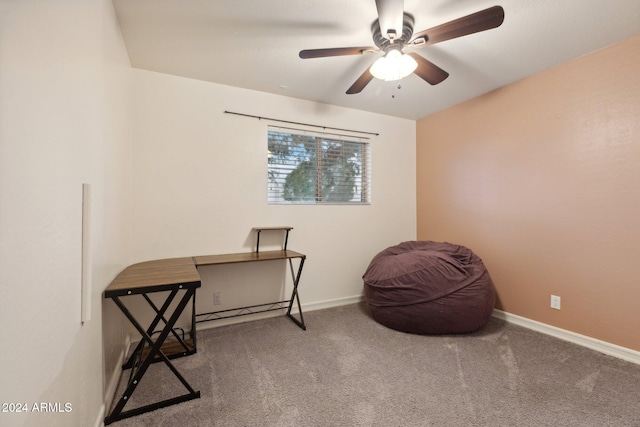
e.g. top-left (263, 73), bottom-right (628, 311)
top-left (119, 298), bottom-right (640, 366)
top-left (100, 335), bottom-right (132, 427)
top-left (94, 405), bottom-right (105, 427)
top-left (493, 309), bottom-right (640, 365)
top-left (195, 294), bottom-right (366, 332)
top-left (297, 294), bottom-right (365, 313)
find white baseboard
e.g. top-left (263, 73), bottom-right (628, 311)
top-left (298, 294), bottom-right (365, 313)
top-left (93, 405), bottom-right (105, 427)
top-left (196, 294), bottom-right (366, 331)
top-left (98, 335), bottom-right (132, 427)
top-left (493, 309), bottom-right (640, 365)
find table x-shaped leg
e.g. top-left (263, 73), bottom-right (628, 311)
top-left (105, 287), bottom-right (200, 425)
top-left (286, 256), bottom-right (306, 330)
top-left (122, 292), bottom-right (196, 370)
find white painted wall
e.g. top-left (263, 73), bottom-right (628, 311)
top-left (0, 3), bottom-right (414, 424)
top-left (130, 70), bottom-right (416, 326)
top-left (0, 1), bottom-right (132, 426)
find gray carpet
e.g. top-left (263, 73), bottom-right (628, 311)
top-left (109, 303), bottom-right (640, 426)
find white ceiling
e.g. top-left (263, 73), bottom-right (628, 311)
top-left (112, 0), bottom-right (640, 120)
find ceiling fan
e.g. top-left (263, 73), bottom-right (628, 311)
top-left (299, 1), bottom-right (505, 94)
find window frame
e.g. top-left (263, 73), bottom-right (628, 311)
top-left (267, 127), bottom-right (371, 205)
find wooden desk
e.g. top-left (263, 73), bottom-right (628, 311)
top-left (104, 227), bottom-right (305, 424)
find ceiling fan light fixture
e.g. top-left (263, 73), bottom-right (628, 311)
top-left (370, 49), bottom-right (418, 82)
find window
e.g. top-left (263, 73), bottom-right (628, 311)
top-left (268, 127), bottom-right (371, 204)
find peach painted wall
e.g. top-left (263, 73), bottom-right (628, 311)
top-left (416, 35), bottom-right (640, 351)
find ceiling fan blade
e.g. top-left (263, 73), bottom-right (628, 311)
top-left (410, 6), bottom-right (505, 46)
top-left (299, 46), bottom-right (377, 59)
top-left (407, 53), bottom-right (449, 85)
top-left (346, 69), bottom-right (375, 94)
top-left (375, 0), bottom-right (404, 41)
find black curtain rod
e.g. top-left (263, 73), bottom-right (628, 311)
top-left (223, 110), bottom-right (379, 137)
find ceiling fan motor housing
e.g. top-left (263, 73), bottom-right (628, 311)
top-left (372, 13), bottom-right (415, 52)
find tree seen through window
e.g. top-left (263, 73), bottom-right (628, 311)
top-left (268, 130), bottom-right (370, 204)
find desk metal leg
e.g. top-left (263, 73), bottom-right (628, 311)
top-left (105, 288), bottom-right (200, 425)
top-left (143, 293), bottom-right (194, 357)
top-left (286, 257), bottom-right (306, 330)
top-left (122, 290), bottom-right (179, 370)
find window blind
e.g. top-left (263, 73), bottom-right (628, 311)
top-left (267, 127), bottom-right (371, 204)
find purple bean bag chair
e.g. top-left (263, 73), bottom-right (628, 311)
top-left (363, 241), bottom-right (495, 334)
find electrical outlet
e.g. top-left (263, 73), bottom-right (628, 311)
top-left (213, 292), bottom-right (222, 306)
top-left (550, 295), bottom-right (561, 310)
